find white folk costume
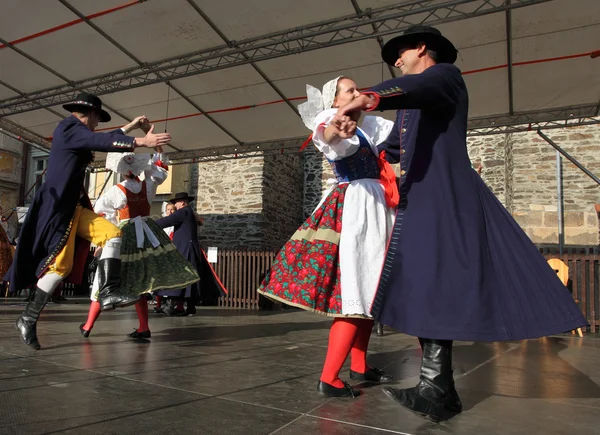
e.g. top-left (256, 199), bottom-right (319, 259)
top-left (81, 152), bottom-right (199, 339)
top-left (93, 153), bottom-right (199, 300)
top-left (259, 78), bottom-right (396, 317)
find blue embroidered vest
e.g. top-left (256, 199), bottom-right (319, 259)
top-left (328, 130), bottom-right (380, 183)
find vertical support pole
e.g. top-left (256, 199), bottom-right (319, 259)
top-left (556, 150), bottom-right (564, 255)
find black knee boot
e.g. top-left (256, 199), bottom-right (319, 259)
top-left (417, 338), bottom-right (462, 413)
top-left (15, 287), bottom-right (52, 350)
top-left (383, 339), bottom-right (460, 422)
top-left (97, 258), bottom-right (138, 311)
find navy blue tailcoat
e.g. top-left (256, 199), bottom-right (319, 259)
top-left (369, 63), bottom-right (587, 341)
top-left (155, 206), bottom-right (226, 303)
top-left (9, 115), bottom-right (134, 292)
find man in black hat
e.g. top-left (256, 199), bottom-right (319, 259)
top-left (335, 25), bottom-right (586, 421)
top-left (11, 92), bottom-right (172, 350)
top-left (154, 192), bottom-right (226, 315)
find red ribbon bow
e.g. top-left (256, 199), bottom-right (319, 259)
top-left (378, 151), bottom-right (400, 208)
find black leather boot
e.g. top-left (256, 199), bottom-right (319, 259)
top-left (96, 258), bottom-right (138, 311)
top-left (418, 337), bottom-right (462, 412)
top-left (383, 339), bottom-right (457, 422)
top-left (15, 287), bottom-right (52, 350)
top-left (446, 371), bottom-right (462, 413)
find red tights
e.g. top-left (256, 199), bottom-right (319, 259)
top-left (134, 298), bottom-right (149, 332)
top-left (82, 297), bottom-right (149, 333)
top-left (319, 318), bottom-right (374, 388)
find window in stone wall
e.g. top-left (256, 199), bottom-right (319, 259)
top-left (26, 154), bottom-right (49, 202)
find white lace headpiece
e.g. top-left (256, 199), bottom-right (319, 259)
top-left (105, 152), bottom-right (152, 176)
top-left (298, 76), bottom-right (343, 130)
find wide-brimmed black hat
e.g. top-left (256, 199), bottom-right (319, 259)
top-left (169, 192), bottom-right (195, 204)
top-left (62, 92), bottom-right (111, 122)
top-left (381, 25), bottom-right (457, 66)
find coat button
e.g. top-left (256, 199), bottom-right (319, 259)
top-left (400, 170), bottom-right (406, 176)
top-left (401, 149), bottom-right (405, 154)
top-left (401, 128), bottom-right (407, 133)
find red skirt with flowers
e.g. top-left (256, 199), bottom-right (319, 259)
top-left (257, 185), bottom-right (348, 316)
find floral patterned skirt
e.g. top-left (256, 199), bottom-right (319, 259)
top-left (91, 218), bottom-right (199, 300)
top-left (258, 184), bottom-right (365, 317)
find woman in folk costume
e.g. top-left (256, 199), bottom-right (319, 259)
top-left (258, 76), bottom-right (398, 397)
top-left (80, 152), bottom-right (199, 339)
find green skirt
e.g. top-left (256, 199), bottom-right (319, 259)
top-left (94, 218), bottom-right (199, 299)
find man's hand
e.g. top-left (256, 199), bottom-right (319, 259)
top-left (122, 116), bottom-right (149, 134)
top-left (134, 125), bottom-right (172, 148)
top-left (336, 94), bottom-right (374, 118)
top-left (195, 213), bottom-right (205, 226)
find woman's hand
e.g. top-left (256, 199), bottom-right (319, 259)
top-left (323, 115), bottom-right (357, 142)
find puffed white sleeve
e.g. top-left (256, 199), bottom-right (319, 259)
top-left (311, 109), bottom-right (361, 161)
top-left (144, 154), bottom-right (169, 203)
top-left (359, 115), bottom-right (394, 146)
top-left (94, 185), bottom-right (127, 226)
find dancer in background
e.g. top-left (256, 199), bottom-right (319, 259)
top-left (11, 92), bottom-right (170, 350)
top-left (153, 201), bottom-right (176, 312)
top-left (154, 192), bottom-right (227, 316)
top-left (258, 76), bottom-right (397, 397)
top-left (80, 149), bottom-right (199, 339)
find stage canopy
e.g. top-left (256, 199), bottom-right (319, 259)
top-left (0, 0), bottom-right (598, 162)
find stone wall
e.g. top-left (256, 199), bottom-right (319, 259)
top-left (262, 153), bottom-right (304, 250)
top-left (467, 133), bottom-right (511, 208)
top-left (472, 123), bottom-right (600, 245)
top-left (302, 147), bottom-right (323, 218)
top-left (192, 153), bottom-right (304, 250)
top-left (193, 157), bottom-right (265, 248)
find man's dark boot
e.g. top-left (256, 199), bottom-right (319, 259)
top-left (417, 337), bottom-right (462, 412)
top-left (383, 339), bottom-right (458, 422)
top-left (96, 258), bottom-right (138, 311)
top-left (15, 287), bottom-right (52, 350)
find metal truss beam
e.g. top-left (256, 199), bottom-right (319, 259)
top-left (86, 104), bottom-right (600, 167)
top-left (350, 0), bottom-right (397, 79)
top-left (0, 0), bottom-right (551, 116)
top-left (467, 104), bottom-right (600, 135)
top-left (0, 118), bottom-right (51, 150)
